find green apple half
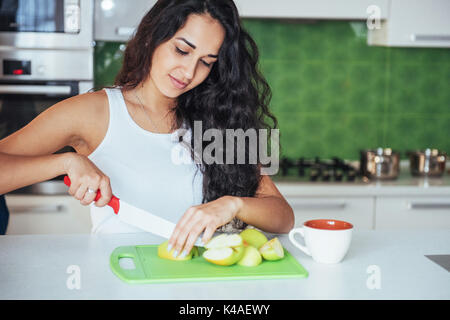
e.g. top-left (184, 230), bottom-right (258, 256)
top-left (259, 237), bottom-right (285, 261)
top-left (237, 245), bottom-right (262, 267)
top-left (239, 228), bottom-right (268, 249)
top-left (157, 240), bottom-right (199, 261)
top-left (203, 233), bottom-right (245, 266)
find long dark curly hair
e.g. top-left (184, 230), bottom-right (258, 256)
top-left (115, 0), bottom-right (277, 216)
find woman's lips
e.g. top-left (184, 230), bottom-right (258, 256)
top-left (169, 75), bottom-right (187, 89)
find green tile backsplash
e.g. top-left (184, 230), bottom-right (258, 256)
top-left (94, 20), bottom-right (450, 160)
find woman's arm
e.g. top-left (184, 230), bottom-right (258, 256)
top-left (0, 152), bottom-right (69, 195)
top-left (0, 96), bottom-right (80, 194)
top-left (0, 91), bottom-right (113, 206)
top-left (168, 174), bottom-right (294, 258)
top-left (234, 175), bottom-right (295, 234)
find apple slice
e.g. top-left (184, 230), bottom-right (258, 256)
top-left (203, 246), bottom-right (245, 266)
top-left (237, 246), bottom-right (262, 267)
top-left (203, 233), bottom-right (245, 266)
top-left (157, 240), bottom-right (196, 261)
top-left (259, 237), bottom-right (284, 261)
top-left (240, 228), bottom-right (268, 249)
top-left (205, 233), bottom-right (242, 249)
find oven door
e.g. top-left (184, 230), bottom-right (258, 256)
top-left (0, 0), bottom-right (93, 49)
top-left (0, 80), bottom-right (85, 194)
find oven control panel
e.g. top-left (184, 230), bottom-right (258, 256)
top-left (3, 60), bottom-right (31, 76)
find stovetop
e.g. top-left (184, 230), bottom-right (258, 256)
top-left (276, 157), bottom-right (363, 183)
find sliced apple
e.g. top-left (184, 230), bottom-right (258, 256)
top-left (157, 240), bottom-right (195, 261)
top-left (202, 233), bottom-right (245, 266)
top-left (203, 246), bottom-right (245, 266)
top-left (205, 233), bottom-right (242, 249)
top-left (259, 237), bottom-right (284, 261)
top-left (240, 228), bottom-right (268, 249)
top-left (237, 246), bottom-right (262, 267)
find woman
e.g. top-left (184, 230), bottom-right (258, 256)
top-left (0, 0), bottom-right (294, 257)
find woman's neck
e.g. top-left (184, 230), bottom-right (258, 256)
top-left (139, 78), bottom-right (176, 115)
top-left (135, 78), bottom-right (178, 133)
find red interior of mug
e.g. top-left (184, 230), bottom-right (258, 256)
top-left (305, 219), bottom-right (353, 230)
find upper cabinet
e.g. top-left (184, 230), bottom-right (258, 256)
top-left (94, 0), bottom-right (157, 42)
top-left (93, 0), bottom-right (449, 48)
top-left (93, 0), bottom-right (389, 42)
top-left (234, 0), bottom-right (389, 19)
top-left (368, 0), bottom-right (450, 48)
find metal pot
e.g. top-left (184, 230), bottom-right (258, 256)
top-left (407, 149), bottom-right (447, 177)
top-left (360, 148), bottom-right (400, 180)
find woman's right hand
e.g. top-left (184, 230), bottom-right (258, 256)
top-left (63, 153), bottom-right (112, 207)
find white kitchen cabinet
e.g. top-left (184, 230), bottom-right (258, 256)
top-left (368, 0), bottom-right (450, 47)
top-left (5, 195), bottom-right (92, 235)
top-left (94, 0), bottom-right (157, 41)
top-left (375, 196), bottom-right (450, 230)
top-left (286, 196), bottom-right (375, 230)
top-left (93, 0), bottom-right (389, 41)
top-left (235, 0), bottom-right (389, 19)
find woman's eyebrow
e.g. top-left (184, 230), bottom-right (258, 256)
top-left (175, 37), bottom-right (219, 58)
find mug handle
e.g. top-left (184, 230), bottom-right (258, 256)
top-left (288, 227), bottom-right (311, 257)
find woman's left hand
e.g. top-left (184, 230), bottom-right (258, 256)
top-left (167, 195), bottom-right (243, 258)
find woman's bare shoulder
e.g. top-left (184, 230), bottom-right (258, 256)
top-left (0, 89), bottom-right (110, 156)
top-left (61, 90), bottom-right (109, 155)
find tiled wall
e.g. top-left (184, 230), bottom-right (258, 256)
top-left (94, 19), bottom-right (450, 160)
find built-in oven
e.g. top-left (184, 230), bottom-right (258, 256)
top-left (0, 0), bottom-right (93, 50)
top-left (0, 60), bottom-right (93, 194)
top-left (0, 0), bottom-right (93, 195)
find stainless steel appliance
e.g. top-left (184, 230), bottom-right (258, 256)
top-left (0, 0), bottom-right (93, 49)
top-left (360, 148), bottom-right (400, 180)
top-left (1, 0), bottom-right (94, 195)
top-left (279, 157), bottom-right (360, 182)
top-left (407, 149), bottom-right (447, 177)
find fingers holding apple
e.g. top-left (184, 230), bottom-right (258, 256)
top-left (158, 232), bottom-right (286, 267)
top-left (158, 240), bottom-right (196, 261)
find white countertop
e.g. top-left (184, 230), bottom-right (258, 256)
top-left (1, 230), bottom-right (449, 300)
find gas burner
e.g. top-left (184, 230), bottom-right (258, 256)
top-left (279, 157), bottom-right (360, 182)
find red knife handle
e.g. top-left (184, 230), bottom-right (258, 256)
top-left (63, 176), bottom-right (120, 214)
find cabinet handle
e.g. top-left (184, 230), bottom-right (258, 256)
top-left (9, 204), bottom-right (67, 214)
top-left (411, 34), bottom-right (450, 42)
top-left (287, 200), bottom-right (347, 210)
top-left (0, 85), bottom-right (72, 95)
top-left (408, 202), bottom-right (450, 210)
top-left (116, 27), bottom-right (135, 36)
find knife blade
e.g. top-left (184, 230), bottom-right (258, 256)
top-left (63, 176), bottom-right (204, 247)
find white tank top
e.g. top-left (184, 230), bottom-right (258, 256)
top-left (87, 88), bottom-right (204, 233)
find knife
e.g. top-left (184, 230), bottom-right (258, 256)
top-left (63, 176), bottom-right (203, 247)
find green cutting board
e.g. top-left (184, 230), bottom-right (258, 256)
top-left (110, 245), bottom-right (308, 284)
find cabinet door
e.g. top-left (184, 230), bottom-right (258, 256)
top-left (234, 0), bottom-right (388, 19)
top-left (94, 0), bottom-right (157, 41)
top-left (5, 195), bottom-right (92, 235)
top-left (375, 196), bottom-right (450, 229)
top-left (368, 0), bottom-right (450, 47)
top-left (286, 196), bottom-right (375, 230)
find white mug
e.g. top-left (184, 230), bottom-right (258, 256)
top-left (288, 219), bottom-right (353, 264)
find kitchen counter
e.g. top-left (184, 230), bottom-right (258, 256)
top-left (0, 230), bottom-right (449, 300)
top-left (274, 171), bottom-right (450, 196)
